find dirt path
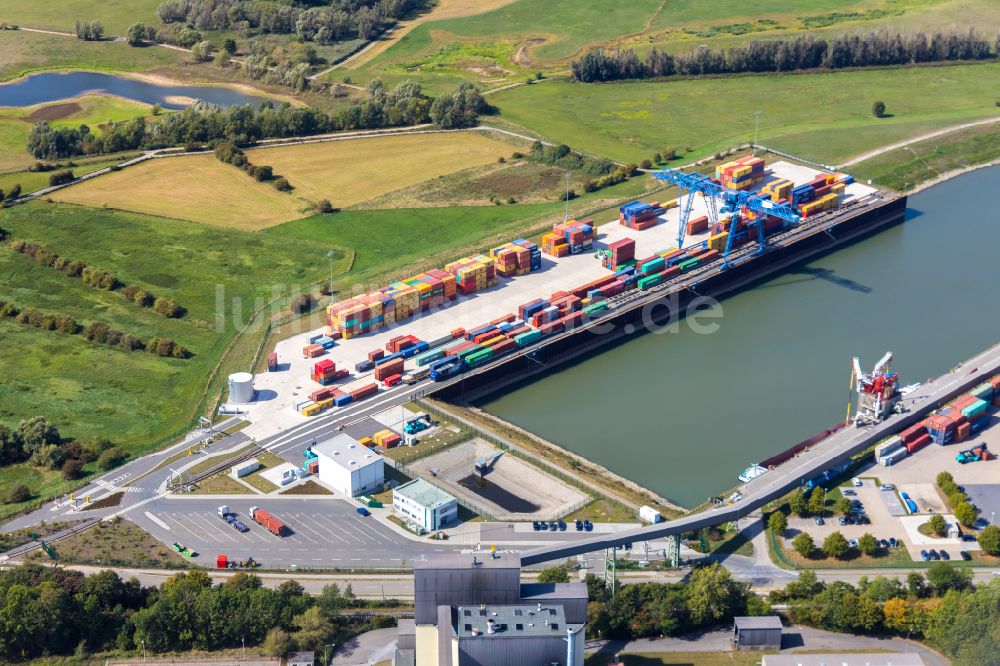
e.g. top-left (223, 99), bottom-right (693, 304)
top-left (837, 116), bottom-right (1000, 168)
top-left (15, 26), bottom-right (75, 37)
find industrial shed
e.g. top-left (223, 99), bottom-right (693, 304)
top-left (732, 616), bottom-right (783, 650)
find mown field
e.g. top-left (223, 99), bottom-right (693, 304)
top-left (55, 132), bottom-right (518, 227)
top-left (490, 62), bottom-right (1000, 165)
top-left (0, 94), bottom-right (153, 171)
top-left (0, 29), bottom-right (183, 82)
top-left (0, 0), bottom-right (162, 34)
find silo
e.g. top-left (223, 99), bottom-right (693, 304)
top-left (228, 372), bottom-right (255, 404)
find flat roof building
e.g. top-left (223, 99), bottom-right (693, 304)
top-left (761, 654), bottom-right (925, 666)
top-left (732, 616), bottom-right (783, 650)
top-left (393, 479), bottom-right (458, 532)
top-left (312, 434), bottom-right (384, 497)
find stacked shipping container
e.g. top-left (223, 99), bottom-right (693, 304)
top-left (619, 202), bottom-right (664, 230)
top-left (491, 239), bottom-right (541, 277)
top-left (716, 156), bottom-right (765, 190)
top-left (542, 219), bottom-right (594, 257)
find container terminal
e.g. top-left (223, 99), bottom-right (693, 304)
top-left (241, 159), bottom-right (905, 440)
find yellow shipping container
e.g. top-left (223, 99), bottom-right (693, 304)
top-left (662, 198), bottom-right (679, 210)
top-left (480, 335), bottom-right (506, 348)
top-left (359, 436), bottom-right (373, 447)
top-left (317, 398), bottom-right (334, 410)
top-left (301, 403), bottom-right (322, 416)
top-left (707, 232), bottom-right (729, 251)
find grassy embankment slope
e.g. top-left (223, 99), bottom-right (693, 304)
top-left (54, 132), bottom-right (517, 227)
top-left (489, 62), bottom-right (1000, 166)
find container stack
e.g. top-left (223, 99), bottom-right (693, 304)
top-left (491, 240), bottom-right (539, 277)
top-left (374, 429), bottom-right (402, 449)
top-left (327, 294), bottom-right (384, 339)
top-left (686, 215), bottom-right (709, 236)
top-left (312, 359), bottom-right (347, 386)
top-left (602, 238), bottom-right (635, 271)
top-left (716, 156), bottom-right (765, 190)
top-left (445, 254), bottom-right (497, 295)
top-left (761, 178), bottom-right (793, 203)
top-left (373, 358), bottom-right (404, 382)
top-left (303, 343), bottom-right (325, 358)
top-left (899, 422), bottom-right (931, 454)
top-left (543, 220), bottom-right (594, 257)
top-left (267, 352), bottom-right (278, 372)
top-left (619, 202), bottom-right (664, 230)
top-left (876, 436), bottom-right (908, 466)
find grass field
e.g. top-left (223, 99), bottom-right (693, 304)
top-left (0, 94), bottom-right (153, 171)
top-left (247, 132), bottom-right (515, 207)
top-left (0, 201), bottom-right (338, 461)
top-left (490, 62), bottom-right (1000, 164)
top-left (851, 122), bottom-right (1000, 190)
top-left (0, 153), bottom-right (138, 194)
top-left (0, 29), bottom-right (183, 82)
top-left (0, 0), bottom-right (162, 34)
top-left (55, 132), bottom-right (518, 227)
top-left (53, 154), bottom-right (315, 229)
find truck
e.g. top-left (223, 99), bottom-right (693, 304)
top-left (218, 505), bottom-right (249, 532)
top-left (249, 506), bottom-right (287, 536)
top-left (957, 444), bottom-right (991, 464)
top-left (402, 367), bottom-right (430, 385)
top-left (429, 356), bottom-right (463, 381)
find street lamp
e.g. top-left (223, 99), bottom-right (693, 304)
top-left (241, 636), bottom-right (245, 662)
top-left (563, 172), bottom-right (571, 222)
top-left (752, 110), bottom-right (762, 156)
top-left (141, 639), bottom-right (146, 663)
top-left (326, 250), bottom-right (335, 297)
top-left (325, 642), bottom-right (337, 666)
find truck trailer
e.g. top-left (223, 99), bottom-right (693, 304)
top-left (249, 506), bottom-right (287, 536)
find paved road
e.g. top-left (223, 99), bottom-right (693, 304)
top-left (522, 343), bottom-right (1000, 565)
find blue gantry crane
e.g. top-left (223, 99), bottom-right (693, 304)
top-left (653, 167), bottom-right (800, 269)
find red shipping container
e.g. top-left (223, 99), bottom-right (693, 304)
top-left (900, 423), bottom-right (926, 443)
top-left (380, 433), bottom-right (402, 449)
top-left (925, 415), bottom-right (954, 433)
top-left (492, 339), bottom-right (517, 355)
top-left (955, 422), bottom-right (971, 442)
top-left (561, 311), bottom-right (585, 328)
top-left (303, 344), bottom-right (325, 358)
top-left (490, 313), bottom-right (516, 326)
top-left (905, 433), bottom-right (931, 454)
top-left (474, 331), bottom-right (499, 345)
top-left (989, 375), bottom-right (1000, 391)
top-left (661, 265), bottom-right (681, 280)
top-left (506, 325), bottom-right (531, 339)
top-left (383, 374), bottom-right (402, 387)
top-left (446, 341), bottom-right (476, 357)
top-left (686, 216), bottom-right (709, 235)
top-left (550, 290), bottom-right (570, 300)
top-left (368, 349), bottom-right (384, 362)
top-left (385, 336), bottom-right (406, 353)
top-left (309, 388), bottom-right (335, 402)
top-left (538, 321), bottom-right (563, 336)
top-left (308, 461), bottom-right (319, 474)
top-left (350, 383), bottom-right (379, 400)
top-left (451, 328), bottom-right (466, 339)
top-left (374, 359), bottom-right (404, 381)
top-left (314, 359), bottom-right (335, 374)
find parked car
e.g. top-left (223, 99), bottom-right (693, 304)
top-left (852, 499), bottom-right (863, 507)
top-left (940, 550), bottom-right (950, 561)
top-left (961, 533), bottom-right (977, 542)
top-left (575, 520), bottom-right (584, 531)
top-left (532, 521), bottom-right (541, 531)
top-left (879, 484), bottom-right (895, 491)
top-left (814, 516), bottom-right (825, 525)
top-left (856, 515), bottom-right (870, 524)
top-left (558, 520), bottom-right (567, 531)
top-left (929, 549), bottom-right (940, 560)
top-left (852, 477), bottom-right (862, 487)
top-left (889, 537), bottom-right (898, 548)
top-left (920, 550), bottom-right (930, 561)
top-left (838, 516), bottom-right (847, 526)
top-left (880, 539), bottom-right (889, 549)
top-left (848, 539), bottom-right (859, 548)
top-left (841, 489), bottom-right (856, 496)
top-left (583, 520), bottom-right (593, 532)
top-left (960, 551), bottom-right (971, 561)
top-left (548, 521), bottom-right (558, 531)
top-left (356, 507), bottom-right (371, 517)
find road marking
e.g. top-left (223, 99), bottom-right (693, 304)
top-left (144, 511), bottom-right (170, 531)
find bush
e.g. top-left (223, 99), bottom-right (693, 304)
top-left (640, 159), bottom-right (652, 169)
top-left (81, 267), bottom-right (118, 290)
top-left (96, 446), bottom-right (127, 471)
top-left (935, 471), bottom-right (953, 487)
top-left (857, 533), bottom-right (879, 556)
top-left (0, 301), bottom-right (17, 317)
top-left (954, 501), bottom-right (978, 527)
top-left (767, 511), bottom-right (787, 535)
top-left (290, 293), bottom-right (314, 314)
top-left (48, 169), bottom-right (75, 186)
top-left (872, 100), bottom-right (886, 118)
top-left (927, 514), bottom-right (947, 536)
top-left (978, 524), bottom-right (1000, 555)
top-left (536, 565), bottom-right (570, 583)
top-left (7, 184), bottom-right (20, 199)
top-left (252, 165), bottom-right (273, 182)
top-left (274, 177), bottom-right (292, 192)
top-left (62, 458), bottom-right (85, 480)
top-left (6, 484), bottom-right (31, 503)
top-left (822, 531), bottom-right (849, 559)
top-left (153, 297), bottom-right (182, 318)
top-left (317, 199), bottom-right (334, 214)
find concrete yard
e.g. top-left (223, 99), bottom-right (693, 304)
top-left (240, 161), bottom-right (878, 441)
top-left (406, 438), bottom-right (589, 520)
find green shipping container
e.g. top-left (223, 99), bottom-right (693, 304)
top-left (637, 274), bottom-right (663, 290)
top-left (584, 302), bottom-right (609, 316)
top-left (465, 349), bottom-right (494, 366)
top-left (457, 345), bottom-right (484, 360)
top-left (678, 258), bottom-right (700, 272)
top-left (515, 329), bottom-right (542, 346)
top-left (416, 349), bottom-right (445, 366)
top-left (961, 399), bottom-right (988, 418)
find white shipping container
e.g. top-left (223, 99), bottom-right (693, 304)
top-left (639, 505), bottom-right (662, 524)
top-left (232, 458), bottom-right (260, 478)
top-left (875, 435), bottom-right (904, 458)
top-left (878, 448), bottom-right (908, 467)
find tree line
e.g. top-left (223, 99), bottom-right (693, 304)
top-left (0, 416), bottom-right (126, 489)
top-left (0, 565), bottom-right (392, 661)
top-left (571, 29), bottom-right (997, 82)
top-left (25, 80), bottom-right (484, 160)
top-left (215, 142), bottom-right (292, 191)
top-left (519, 140), bottom-right (637, 197)
top-left (156, 0), bottom-right (426, 46)
top-left (8, 240), bottom-right (184, 317)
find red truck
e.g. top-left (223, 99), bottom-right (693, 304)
top-left (249, 506), bottom-right (287, 536)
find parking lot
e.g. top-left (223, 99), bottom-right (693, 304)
top-left (132, 496), bottom-right (457, 569)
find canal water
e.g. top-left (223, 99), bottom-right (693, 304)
top-left (483, 166), bottom-right (1000, 508)
top-left (0, 72), bottom-right (270, 109)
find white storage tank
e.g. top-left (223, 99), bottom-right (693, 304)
top-left (228, 372), bottom-right (255, 404)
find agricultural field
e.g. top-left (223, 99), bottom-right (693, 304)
top-left (0, 202), bottom-right (339, 459)
top-left (490, 62), bottom-right (1000, 165)
top-left (55, 132), bottom-right (518, 227)
top-left (0, 0), bottom-right (162, 34)
top-left (0, 29), bottom-right (183, 82)
top-left (0, 94), bottom-right (153, 171)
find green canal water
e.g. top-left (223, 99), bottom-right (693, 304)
top-left (482, 166), bottom-right (1000, 508)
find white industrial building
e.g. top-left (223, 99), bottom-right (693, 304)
top-left (393, 478), bottom-right (458, 531)
top-left (313, 434), bottom-right (384, 497)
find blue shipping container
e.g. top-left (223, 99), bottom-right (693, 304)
top-left (333, 394), bottom-right (352, 407)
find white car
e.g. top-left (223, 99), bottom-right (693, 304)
top-left (879, 484), bottom-right (894, 491)
top-left (852, 477), bottom-right (862, 487)
top-left (849, 539), bottom-right (859, 548)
